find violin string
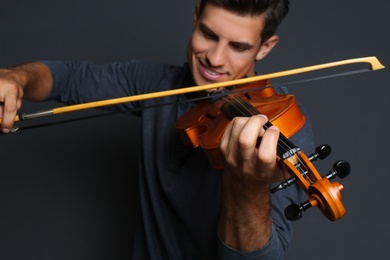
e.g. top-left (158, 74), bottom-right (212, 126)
top-left (220, 95), bottom-right (313, 183)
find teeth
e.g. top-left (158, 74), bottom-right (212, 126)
top-left (205, 68), bottom-right (218, 76)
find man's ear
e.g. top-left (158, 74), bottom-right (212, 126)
top-left (255, 35), bottom-right (279, 61)
top-left (193, 1), bottom-right (201, 27)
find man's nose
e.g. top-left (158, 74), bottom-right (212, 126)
top-left (206, 43), bottom-right (227, 67)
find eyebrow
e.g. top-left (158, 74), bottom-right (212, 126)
top-left (199, 22), bottom-right (254, 50)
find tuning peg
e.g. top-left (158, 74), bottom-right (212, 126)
top-left (270, 176), bottom-right (297, 193)
top-left (308, 144), bottom-right (332, 162)
top-left (325, 160), bottom-right (350, 180)
top-left (284, 201), bottom-right (312, 221)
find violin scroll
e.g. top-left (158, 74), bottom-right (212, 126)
top-left (282, 152), bottom-right (351, 221)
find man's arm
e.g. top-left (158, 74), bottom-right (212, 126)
top-left (0, 61), bottom-right (52, 132)
top-left (218, 114), bottom-right (286, 255)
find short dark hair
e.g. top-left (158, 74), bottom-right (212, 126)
top-left (198, 0), bottom-right (289, 43)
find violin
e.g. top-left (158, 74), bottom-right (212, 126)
top-left (175, 80), bottom-right (350, 221)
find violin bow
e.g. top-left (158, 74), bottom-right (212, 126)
top-left (1, 56), bottom-right (385, 124)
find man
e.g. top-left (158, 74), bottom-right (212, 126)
top-left (0, 0), bottom-right (313, 259)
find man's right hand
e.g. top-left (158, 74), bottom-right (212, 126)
top-left (0, 68), bottom-right (25, 133)
top-left (0, 62), bottom-right (53, 133)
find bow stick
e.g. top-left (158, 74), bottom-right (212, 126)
top-left (0, 56), bottom-right (385, 123)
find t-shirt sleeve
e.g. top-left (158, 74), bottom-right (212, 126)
top-left (40, 59), bottom-right (175, 112)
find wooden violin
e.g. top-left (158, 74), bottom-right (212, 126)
top-left (175, 80), bottom-right (350, 221)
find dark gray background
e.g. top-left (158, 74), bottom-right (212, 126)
top-left (0, 1), bottom-right (388, 259)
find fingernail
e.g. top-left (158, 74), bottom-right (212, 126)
top-left (2, 128), bottom-right (10, 134)
top-left (256, 114), bottom-right (268, 120)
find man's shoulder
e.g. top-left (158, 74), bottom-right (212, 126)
top-left (129, 59), bottom-right (188, 74)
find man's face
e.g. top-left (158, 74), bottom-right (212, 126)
top-left (188, 3), bottom-right (277, 88)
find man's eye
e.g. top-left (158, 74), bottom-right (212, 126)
top-left (203, 31), bottom-right (217, 40)
top-left (231, 44), bottom-right (248, 52)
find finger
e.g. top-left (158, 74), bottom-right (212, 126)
top-left (220, 116), bottom-right (249, 162)
top-left (1, 96), bottom-right (19, 133)
top-left (257, 126), bottom-right (285, 183)
top-left (257, 125), bottom-right (280, 170)
top-left (236, 115), bottom-right (268, 162)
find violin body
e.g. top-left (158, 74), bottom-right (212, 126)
top-left (175, 80), bottom-right (306, 168)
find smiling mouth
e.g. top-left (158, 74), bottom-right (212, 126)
top-left (199, 61), bottom-right (225, 81)
top-left (204, 67), bottom-right (219, 76)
